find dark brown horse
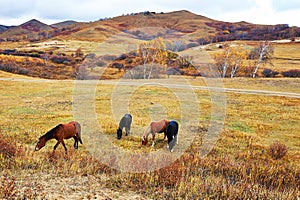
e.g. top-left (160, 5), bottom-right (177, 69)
top-left (141, 119), bottom-right (170, 147)
top-left (35, 121), bottom-right (82, 154)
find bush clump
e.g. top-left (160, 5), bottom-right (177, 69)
top-left (269, 142), bottom-right (288, 159)
top-left (281, 69), bottom-right (300, 78)
top-left (0, 136), bottom-right (16, 158)
top-left (262, 68), bottom-right (279, 77)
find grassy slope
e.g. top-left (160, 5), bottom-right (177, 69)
top-left (273, 42), bottom-right (300, 71)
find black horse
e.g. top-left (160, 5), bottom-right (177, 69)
top-left (117, 114), bottom-right (132, 139)
top-left (165, 120), bottom-right (179, 152)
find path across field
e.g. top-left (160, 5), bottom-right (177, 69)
top-left (1, 77), bottom-right (299, 99)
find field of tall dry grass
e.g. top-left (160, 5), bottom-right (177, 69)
top-left (0, 72), bottom-right (299, 199)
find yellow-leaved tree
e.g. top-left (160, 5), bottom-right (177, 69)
top-left (213, 44), bottom-right (248, 78)
top-left (138, 37), bottom-right (167, 79)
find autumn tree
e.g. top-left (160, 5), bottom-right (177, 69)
top-left (214, 44), bottom-right (247, 78)
top-left (138, 37), bottom-right (167, 79)
top-left (250, 41), bottom-right (274, 78)
top-left (229, 45), bottom-right (247, 78)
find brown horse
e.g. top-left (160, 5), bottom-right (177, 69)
top-left (141, 119), bottom-right (170, 147)
top-left (35, 121), bottom-right (82, 154)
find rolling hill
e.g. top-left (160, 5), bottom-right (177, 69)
top-left (0, 10), bottom-right (299, 43)
top-left (0, 10), bottom-right (299, 79)
top-left (0, 19), bottom-right (53, 41)
top-left (51, 20), bottom-right (79, 29)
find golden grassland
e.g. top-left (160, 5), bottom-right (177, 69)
top-left (1, 38), bottom-right (299, 83)
top-left (0, 74), bottom-right (299, 199)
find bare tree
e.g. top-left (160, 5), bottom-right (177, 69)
top-left (252, 41), bottom-right (274, 78)
top-left (176, 54), bottom-right (193, 69)
top-left (165, 40), bottom-right (186, 52)
top-left (221, 46), bottom-right (231, 78)
top-left (172, 40), bottom-right (186, 52)
top-left (139, 45), bottom-right (150, 79)
top-left (43, 53), bottom-right (50, 66)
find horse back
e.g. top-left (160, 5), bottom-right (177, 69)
top-left (151, 119), bottom-right (170, 133)
top-left (119, 114), bottom-right (132, 128)
top-left (62, 121), bottom-right (79, 139)
top-left (124, 113), bottom-right (132, 119)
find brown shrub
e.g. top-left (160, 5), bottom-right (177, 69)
top-left (0, 136), bottom-right (16, 158)
top-left (269, 142), bottom-right (288, 160)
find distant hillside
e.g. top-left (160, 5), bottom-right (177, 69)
top-left (0, 25), bottom-right (13, 34)
top-left (51, 20), bottom-right (79, 28)
top-left (0, 10), bottom-right (299, 43)
top-left (20, 19), bottom-right (52, 32)
top-left (0, 19), bottom-right (55, 42)
top-left (0, 10), bottom-right (300, 80)
top-left (0, 19), bottom-right (82, 42)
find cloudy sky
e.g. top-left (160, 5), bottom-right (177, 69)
top-left (0, 0), bottom-right (299, 26)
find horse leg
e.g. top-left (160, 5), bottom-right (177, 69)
top-left (77, 133), bottom-right (83, 144)
top-left (125, 127), bottom-right (130, 136)
top-left (53, 141), bottom-right (60, 151)
top-left (151, 134), bottom-right (156, 147)
top-left (61, 141), bottom-right (68, 154)
top-left (73, 136), bottom-right (78, 149)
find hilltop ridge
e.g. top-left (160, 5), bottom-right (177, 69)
top-left (0, 10), bottom-right (299, 43)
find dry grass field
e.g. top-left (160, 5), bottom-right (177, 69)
top-left (0, 71), bottom-right (299, 199)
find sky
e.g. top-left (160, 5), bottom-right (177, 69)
top-left (0, 0), bottom-right (300, 27)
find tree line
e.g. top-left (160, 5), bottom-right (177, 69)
top-left (104, 38), bottom-right (299, 79)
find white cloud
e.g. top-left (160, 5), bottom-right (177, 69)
top-left (213, 0), bottom-right (300, 26)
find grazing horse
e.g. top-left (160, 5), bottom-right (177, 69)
top-left (117, 114), bottom-right (132, 139)
top-left (35, 121), bottom-right (82, 154)
top-left (141, 119), bottom-right (170, 147)
top-left (165, 120), bottom-right (179, 152)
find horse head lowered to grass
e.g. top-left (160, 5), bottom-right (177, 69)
top-left (35, 121), bottom-right (82, 154)
top-left (141, 119), bottom-right (179, 152)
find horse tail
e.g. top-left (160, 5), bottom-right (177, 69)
top-left (74, 121), bottom-right (83, 144)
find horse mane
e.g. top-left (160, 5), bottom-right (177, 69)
top-left (40, 124), bottom-right (63, 140)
